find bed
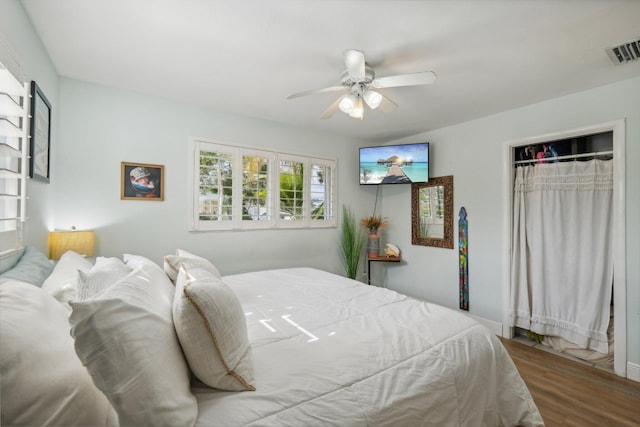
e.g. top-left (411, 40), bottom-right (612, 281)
top-left (0, 247), bottom-right (543, 427)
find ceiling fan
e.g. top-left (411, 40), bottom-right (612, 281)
top-left (286, 49), bottom-right (437, 120)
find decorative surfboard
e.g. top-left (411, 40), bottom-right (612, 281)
top-left (459, 207), bottom-right (469, 311)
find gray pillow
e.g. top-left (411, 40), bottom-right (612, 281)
top-left (0, 247), bottom-right (53, 287)
top-left (0, 247), bottom-right (25, 274)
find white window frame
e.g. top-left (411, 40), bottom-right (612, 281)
top-left (189, 137), bottom-right (336, 231)
top-left (190, 141), bottom-right (235, 231)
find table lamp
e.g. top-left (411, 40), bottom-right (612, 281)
top-left (48, 229), bottom-right (95, 260)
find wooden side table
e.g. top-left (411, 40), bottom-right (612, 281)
top-left (367, 255), bottom-right (401, 285)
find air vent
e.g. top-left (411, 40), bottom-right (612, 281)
top-left (606, 38), bottom-right (640, 65)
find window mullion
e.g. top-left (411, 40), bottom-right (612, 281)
top-left (190, 141), bottom-right (200, 230)
top-left (303, 158), bottom-right (311, 227)
top-left (231, 147), bottom-right (243, 229)
top-left (274, 154), bottom-right (282, 227)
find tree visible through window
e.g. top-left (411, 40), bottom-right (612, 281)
top-left (242, 156), bottom-right (270, 221)
top-left (310, 163), bottom-right (330, 220)
top-left (198, 150), bottom-right (233, 222)
top-left (279, 159), bottom-right (304, 220)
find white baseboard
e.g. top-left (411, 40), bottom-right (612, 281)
top-left (627, 362), bottom-right (640, 382)
top-left (465, 314), bottom-right (503, 336)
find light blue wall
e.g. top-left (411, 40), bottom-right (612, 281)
top-left (380, 76), bottom-right (640, 369)
top-left (1, 0), bottom-right (59, 248)
top-left (1, 0), bottom-right (376, 277)
top-left (54, 78), bottom-right (372, 275)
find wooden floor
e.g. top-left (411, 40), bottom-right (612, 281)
top-left (500, 337), bottom-right (640, 426)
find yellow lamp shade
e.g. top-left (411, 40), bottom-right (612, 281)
top-left (48, 230), bottom-right (95, 260)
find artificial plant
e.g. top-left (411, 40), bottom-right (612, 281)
top-left (339, 205), bottom-right (366, 280)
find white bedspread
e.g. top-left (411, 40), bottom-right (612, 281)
top-left (193, 268), bottom-right (543, 427)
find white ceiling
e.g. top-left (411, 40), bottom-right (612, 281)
top-left (21, 0), bottom-right (640, 143)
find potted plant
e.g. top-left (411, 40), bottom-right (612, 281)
top-left (339, 206), bottom-right (366, 280)
top-left (361, 215), bottom-right (388, 235)
top-left (361, 215), bottom-right (387, 258)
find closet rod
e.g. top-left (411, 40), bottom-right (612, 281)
top-left (514, 150), bottom-right (613, 165)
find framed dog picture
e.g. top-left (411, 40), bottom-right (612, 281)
top-left (121, 162), bottom-right (164, 201)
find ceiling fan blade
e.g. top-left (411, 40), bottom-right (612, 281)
top-left (320, 97), bottom-right (341, 120)
top-left (286, 86), bottom-right (345, 99)
top-left (343, 49), bottom-right (366, 79)
top-left (372, 71), bottom-right (437, 89)
top-left (378, 94), bottom-right (398, 113)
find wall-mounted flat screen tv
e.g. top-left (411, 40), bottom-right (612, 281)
top-left (359, 142), bottom-right (429, 185)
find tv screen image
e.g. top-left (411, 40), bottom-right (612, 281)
top-left (359, 143), bottom-right (429, 185)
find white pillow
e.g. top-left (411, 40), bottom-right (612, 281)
top-left (164, 248), bottom-right (221, 282)
top-left (0, 280), bottom-right (117, 426)
top-left (174, 261), bottom-right (255, 391)
top-left (41, 250), bottom-right (94, 305)
top-left (69, 263), bottom-right (198, 427)
top-left (75, 256), bottom-right (131, 301)
top-left (123, 253), bottom-right (160, 270)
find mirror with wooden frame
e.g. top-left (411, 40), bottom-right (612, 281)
top-left (411, 175), bottom-right (454, 249)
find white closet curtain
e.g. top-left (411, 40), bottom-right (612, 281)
top-left (510, 159), bottom-right (613, 353)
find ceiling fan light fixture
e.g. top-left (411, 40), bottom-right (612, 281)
top-left (339, 93), bottom-right (356, 113)
top-left (349, 97), bottom-right (364, 119)
top-left (286, 49), bottom-right (436, 121)
top-left (363, 90), bottom-right (382, 109)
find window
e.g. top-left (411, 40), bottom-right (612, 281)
top-left (190, 138), bottom-right (336, 231)
top-left (198, 149), bottom-right (233, 223)
top-left (242, 153), bottom-right (272, 222)
top-left (309, 160), bottom-right (333, 221)
top-left (0, 66), bottom-right (28, 258)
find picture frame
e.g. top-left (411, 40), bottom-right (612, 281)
top-left (121, 162), bottom-right (164, 201)
top-left (29, 81), bottom-right (52, 183)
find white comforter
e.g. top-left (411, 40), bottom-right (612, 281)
top-left (193, 268), bottom-right (543, 427)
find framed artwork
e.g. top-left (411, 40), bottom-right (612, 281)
top-left (121, 162), bottom-right (164, 201)
top-left (29, 81), bottom-right (52, 183)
